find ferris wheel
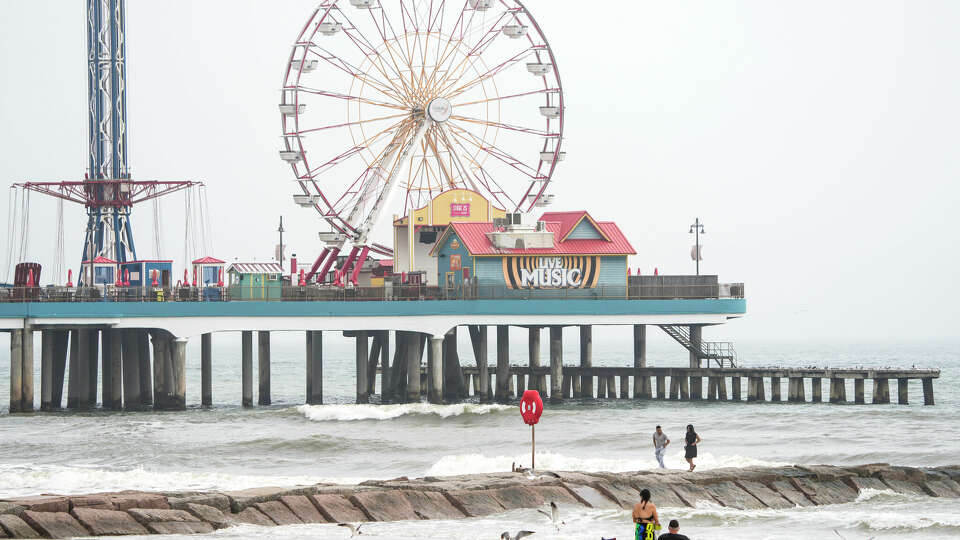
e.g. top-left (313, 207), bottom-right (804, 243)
top-left (279, 0), bottom-right (565, 276)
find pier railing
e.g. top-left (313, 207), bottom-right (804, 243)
top-left (0, 282), bottom-right (746, 303)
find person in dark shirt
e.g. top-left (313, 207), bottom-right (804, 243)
top-left (658, 519), bottom-right (690, 540)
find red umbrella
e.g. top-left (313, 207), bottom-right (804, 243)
top-left (298, 269), bottom-right (306, 287)
top-left (151, 270), bottom-right (159, 287)
top-left (66, 269), bottom-right (73, 287)
top-left (192, 267), bottom-right (197, 287)
top-left (26, 269), bottom-right (35, 287)
top-left (654, 267), bottom-right (659, 276)
top-left (183, 268), bottom-right (189, 285)
top-left (217, 268), bottom-right (224, 287)
top-left (115, 268), bottom-right (122, 287)
top-left (123, 268), bottom-right (130, 287)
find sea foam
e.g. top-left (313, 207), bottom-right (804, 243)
top-left (295, 402), bottom-right (512, 422)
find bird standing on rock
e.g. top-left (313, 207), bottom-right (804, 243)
top-left (337, 523), bottom-right (364, 537)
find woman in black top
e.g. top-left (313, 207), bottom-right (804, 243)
top-left (684, 424), bottom-right (702, 472)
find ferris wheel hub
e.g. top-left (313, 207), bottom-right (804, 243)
top-left (426, 97), bottom-right (453, 123)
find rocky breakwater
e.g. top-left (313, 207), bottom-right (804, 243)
top-left (1, 464), bottom-right (959, 538)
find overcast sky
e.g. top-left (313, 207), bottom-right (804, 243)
top-left (1, 0), bottom-right (958, 343)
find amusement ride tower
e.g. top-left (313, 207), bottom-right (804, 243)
top-left (15, 0), bottom-right (200, 285)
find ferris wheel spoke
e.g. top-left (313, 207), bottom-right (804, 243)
top-left (366, 7), bottom-right (420, 101)
top-left (431, 10), bottom-right (511, 97)
top-left (446, 120), bottom-right (544, 180)
top-left (294, 111), bottom-right (410, 135)
top-left (453, 86), bottom-right (556, 108)
top-left (306, 117), bottom-right (411, 177)
top-left (291, 85), bottom-right (408, 111)
top-left (449, 114), bottom-right (556, 137)
top-left (305, 45), bottom-right (407, 105)
top-left (443, 45), bottom-right (538, 101)
top-left (334, 7), bottom-right (417, 105)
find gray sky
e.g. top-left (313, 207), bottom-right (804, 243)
top-left (1, 0), bottom-right (958, 342)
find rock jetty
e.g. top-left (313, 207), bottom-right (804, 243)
top-left (0, 464), bottom-right (958, 538)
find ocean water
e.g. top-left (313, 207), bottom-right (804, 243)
top-left (1, 328), bottom-right (958, 539)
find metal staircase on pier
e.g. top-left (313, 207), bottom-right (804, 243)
top-left (658, 325), bottom-right (738, 368)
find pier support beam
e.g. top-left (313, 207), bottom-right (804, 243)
top-left (366, 334), bottom-right (381, 397)
top-left (406, 332), bottom-right (422, 402)
top-left (258, 331), bottom-right (271, 406)
top-left (679, 375), bottom-right (690, 400)
top-left (528, 327), bottom-right (541, 395)
top-left (429, 337), bottom-right (444, 404)
top-left (656, 375), bottom-right (666, 400)
top-left (770, 377), bottom-right (782, 402)
top-left (829, 378), bottom-right (846, 403)
top-left (121, 329), bottom-right (141, 409)
top-left (201, 333), bottom-right (212, 407)
top-left (747, 376), bottom-right (765, 402)
top-left (378, 331), bottom-right (390, 400)
top-left (51, 330), bottom-right (68, 409)
top-left (579, 326), bottom-right (592, 398)
top-left (307, 331), bottom-right (323, 405)
top-left (597, 376), bottom-right (607, 398)
top-left (241, 331), bottom-right (253, 408)
top-left (549, 326), bottom-right (563, 404)
top-left (40, 331), bottom-right (53, 411)
top-left (922, 379), bottom-right (934, 405)
top-left (103, 330), bottom-right (123, 410)
top-left (688, 325), bottom-right (702, 368)
top-left (150, 332), bottom-right (166, 407)
top-left (707, 377), bottom-right (718, 401)
top-left (168, 339), bottom-right (187, 410)
top-left (137, 331), bottom-right (151, 406)
top-left (788, 377), bottom-right (805, 403)
top-left (872, 378), bottom-right (890, 404)
top-left (9, 329), bottom-right (23, 413)
top-left (442, 329), bottom-right (464, 400)
top-left (718, 377), bottom-right (728, 399)
top-left (689, 376), bottom-right (702, 400)
top-left (468, 326), bottom-right (489, 401)
top-left (100, 330), bottom-right (113, 409)
top-left (633, 325), bottom-right (651, 399)
top-left (87, 329), bottom-right (98, 407)
top-left (496, 326), bottom-right (510, 402)
top-left (731, 377), bottom-right (742, 401)
top-left (355, 332), bottom-right (369, 404)
top-left (669, 375), bottom-right (679, 400)
top-left (21, 327), bottom-right (34, 412)
top-left (811, 378), bottom-right (823, 403)
top-left (897, 379), bottom-right (908, 405)
top-left (854, 379), bottom-right (865, 404)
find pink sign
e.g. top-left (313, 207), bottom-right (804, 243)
top-left (450, 203), bottom-right (470, 217)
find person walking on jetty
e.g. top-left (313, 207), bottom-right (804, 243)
top-left (653, 425), bottom-right (670, 468)
top-left (632, 488), bottom-right (660, 540)
top-left (658, 519), bottom-right (690, 540)
top-left (684, 424), bottom-right (702, 472)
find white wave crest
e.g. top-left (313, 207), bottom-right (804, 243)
top-left (425, 450), bottom-right (786, 477)
top-left (0, 464), bottom-right (359, 498)
top-left (854, 487), bottom-right (900, 502)
top-left (295, 403), bottom-right (512, 422)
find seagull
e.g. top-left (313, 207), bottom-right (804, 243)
top-left (536, 501), bottom-right (564, 531)
top-left (338, 523), bottom-right (364, 537)
top-left (500, 531), bottom-right (535, 540)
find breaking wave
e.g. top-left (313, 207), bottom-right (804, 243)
top-left (295, 403), bottom-right (512, 422)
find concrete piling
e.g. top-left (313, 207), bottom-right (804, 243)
top-left (770, 377), bottom-right (781, 402)
top-left (597, 376), bottom-right (607, 398)
top-left (367, 335), bottom-right (381, 397)
top-left (618, 375), bottom-right (628, 399)
top-left (379, 331), bottom-right (390, 400)
top-left (51, 330), bottom-right (68, 409)
top-left (579, 326), bottom-right (593, 398)
top-left (527, 327), bottom-right (541, 395)
top-left (922, 378), bottom-right (934, 405)
top-left (406, 332), bottom-right (422, 402)
top-left (854, 379), bottom-right (865, 404)
top-left (21, 327), bottom-right (34, 412)
top-left (897, 379), bottom-right (908, 405)
top-left (707, 377), bottom-right (719, 401)
top-left (355, 331), bottom-right (369, 404)
top-left (149, 331), bottom-right (165, 407)
top-left (689, 376), bottom-right (702, 400)
top-left (86, 329), bottom-right (98, 407)
top-left (104, 329), bottom-right (123, 410)
top-left (100, 330), bottom-right (113, 409)
top-left (669, 375), bottom-right (679, 400)
top-left (428, 336), bottom-right (443, 404)
top-left (495, 326), bottom-right (510, 402)
top-left (679, 375), bottom-right (690, 400)
top-left (468, 326), bottom-right (489, 401)
top-left (41, 331), bottom-right (54, 411)
top-left (549, 326), bottom-right (563, 404)
top-left (656, 375), bottom-right (666, 400)
top-left (307, 331), bottom-right (323, 405)
top-left (121, 329), bottom-right (141, 409)
top-left (258, 331), bottom-right (271, 406)
top-left (137, 331), bottom-right (151, 406)
top-left (718, 377), bottom-right (728, 399)
top-left (829, 378), bottom-right (846, 403)
top-left (241, 331), bottom-right (253, 408)
top-left (788, 377), bottom-right (805, 403)
top-left (75, 329), bottom-right (91, 409)
top-left (812, 377), bottom-right (822, 403)
top-left (9, 329), bottom-right (23, 413)
top-left (731, 376), bottom-right (742, 401)
top-left (872, 378), bottom-right (890, 404)
top-left (201, 333), bottom-right (212, 407)
top-left (169, 338), bottom-right (187, 410)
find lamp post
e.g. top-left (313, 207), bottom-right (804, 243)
top-left (277, 216), bottom-right (285, 264)
top-left (689, 218), bottom-right (705, 275)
